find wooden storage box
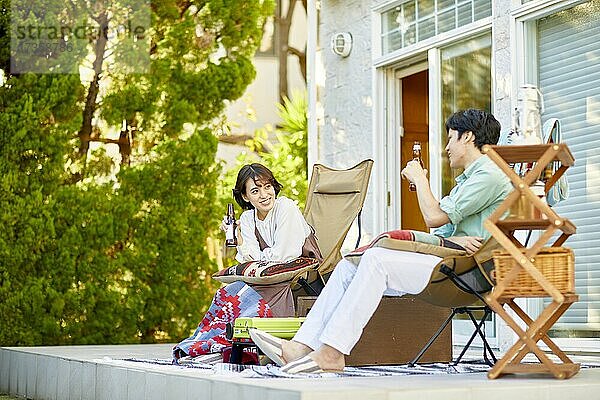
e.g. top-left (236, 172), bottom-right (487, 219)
top-left (297, 296), bottom-right (452, 366)
top-left (492, 247), bottom-right (575, 297)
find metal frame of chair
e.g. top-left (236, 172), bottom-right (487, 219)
top-left (409, 264), bottom-right (497, 366)
top-left (410, 238), bottom-right (502, 367)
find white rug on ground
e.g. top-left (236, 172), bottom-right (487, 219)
top-left (116, 356), bottom-right (496, 379)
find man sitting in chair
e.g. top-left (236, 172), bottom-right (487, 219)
top-left (251, 108), bottom-right (513, 374)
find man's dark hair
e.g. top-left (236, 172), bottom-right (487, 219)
top-left (445, 109), bottom-right (501, 150)
top-left (233, 163), bottom-right (283, 210)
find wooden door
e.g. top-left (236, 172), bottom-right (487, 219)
top-left (400, 70), bottom-right (429, 231)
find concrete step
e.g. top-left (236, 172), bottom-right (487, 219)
top-left (2, 344), bottom-right (600, 400)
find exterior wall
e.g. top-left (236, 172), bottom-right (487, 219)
top-left (319, 0), bottom-right (373, 168)
top-left (225, 36), bottom-right (307, 135)
top-left (318, 0), bottom-right (377, 245)
top-left (491, 0), bottom-right (516, 352)
top-left (492, 0), bottom-right (514, 146)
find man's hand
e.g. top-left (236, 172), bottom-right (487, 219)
top-left (447, 236), bottom-right (483, 255)
top-left (401, 160), bottom-right (428, 188)
top-left (401, 160), bottom-right (450, 228)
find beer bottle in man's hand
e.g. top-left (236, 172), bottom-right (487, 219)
top-left (225, 203), bottom-right (237, 247)
top-left (409, 141), bottom-right (424, 192)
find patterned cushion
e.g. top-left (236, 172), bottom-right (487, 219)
top-left (345, 229), bottom-right (466, 265)
top-left (212, 257), bottom-right (320, 284)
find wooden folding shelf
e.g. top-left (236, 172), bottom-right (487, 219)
top-left (482, 144), bottom-right (580, 379)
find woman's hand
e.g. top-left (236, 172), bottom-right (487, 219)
top-left (447, 236), bottom-right (483, 255)
top-left (220, 216), bottom-right (228, 233)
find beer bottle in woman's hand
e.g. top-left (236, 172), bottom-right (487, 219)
top-left (225, 203), bottom-right (237, 247)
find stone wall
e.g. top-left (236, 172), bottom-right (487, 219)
top-left (318, 0), bottom-right (377, 244)
top-left (492, 0), bottom-right (514, 353)
top-left (492, 0), bottom-right (514, 139)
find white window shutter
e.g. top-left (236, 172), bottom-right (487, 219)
top-left (538, 1), bottom-right (600, 331)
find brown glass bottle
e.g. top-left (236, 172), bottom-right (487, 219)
top-left (225, 203), bottom-right (237, 247)
top-left (408, 141), bottom-right (424, 192)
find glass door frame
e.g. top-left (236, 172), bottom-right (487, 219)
top-left (372, 11), bottom-right (491, 231)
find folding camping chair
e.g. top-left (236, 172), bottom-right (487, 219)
top-left (292, 159), bottom-right (374, 298)
top-left (410, 237), bottom-right (501, 366)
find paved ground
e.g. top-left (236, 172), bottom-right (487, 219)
top-left (3, 344), bottom-right (600, 400)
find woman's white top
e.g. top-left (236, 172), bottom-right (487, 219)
top-left (236, 196), bottom-right (311, 263)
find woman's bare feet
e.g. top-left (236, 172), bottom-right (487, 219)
top-left (281, 340), bottom-right (312, 363)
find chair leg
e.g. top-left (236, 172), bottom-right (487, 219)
top-left (453, 307), bottom-right (497, 366)
top-left (410, 306), bottom-right (497, 367)
top-left (297, 277), bottom-right (320, 296)
top-left (452, 308), bottom-right (482, 365)
top-left (480, 309), bottom-right (498, 365)
top-left (434, 259), bottom-right (498, 366)
top-left (408, 309), bottom-right (457, 367)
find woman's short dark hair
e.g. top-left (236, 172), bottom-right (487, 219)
top-left (445, 109), bottom-right (501, 150)
top-left (233, 163), bottom-right (283, 210)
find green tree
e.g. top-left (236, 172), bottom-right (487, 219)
top-left (265, 91), bottom-right (309, 206)
top-left (0, 0), bottom-right (274, 345)
top-left (0, 73), bottom-right (85, 345)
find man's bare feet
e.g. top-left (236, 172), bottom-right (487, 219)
top-left (281, 340), bottom-right (312, 363)
top-left (307, 344), bottom-right (345, 371)
top-left (280, 345), bottom-right (345, 374)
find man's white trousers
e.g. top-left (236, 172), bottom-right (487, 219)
top-left (294, 247), bottom-right (442, 354)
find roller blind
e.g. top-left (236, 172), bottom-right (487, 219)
top-left (537, 0), bottom-right (600, 332)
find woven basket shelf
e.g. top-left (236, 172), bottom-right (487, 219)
top-left (492, 247), bottom-right (575, 297)
top-left (483, 144), bottom-right (579, 380)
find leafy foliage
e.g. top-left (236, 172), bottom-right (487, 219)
top-left (0, 0), bottom-right (273, 345)
top-left (218, 90), bottom-right (309, 257)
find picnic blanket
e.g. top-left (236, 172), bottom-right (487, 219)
top-left (172, 281), bottom-right (272, 362)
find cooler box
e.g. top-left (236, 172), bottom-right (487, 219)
top-left (231, 317), bottom-right (306, 343)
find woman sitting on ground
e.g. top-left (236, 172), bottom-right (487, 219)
top-left (173, 163), bottom-right (321, 361)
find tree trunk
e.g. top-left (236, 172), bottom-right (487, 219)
top-left (277, 0), bottom-right (308, 102)
top-left (289, 46), bottom-right (306, 82)
top-left (276, 1), bottom-right (292, 103)
top-left (118, 126), bottom-right (132, 167)
top-left (77, 10), bottom-right (109, 177)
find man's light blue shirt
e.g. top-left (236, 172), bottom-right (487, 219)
top-left (433, 154), bottom-right (512, 239)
